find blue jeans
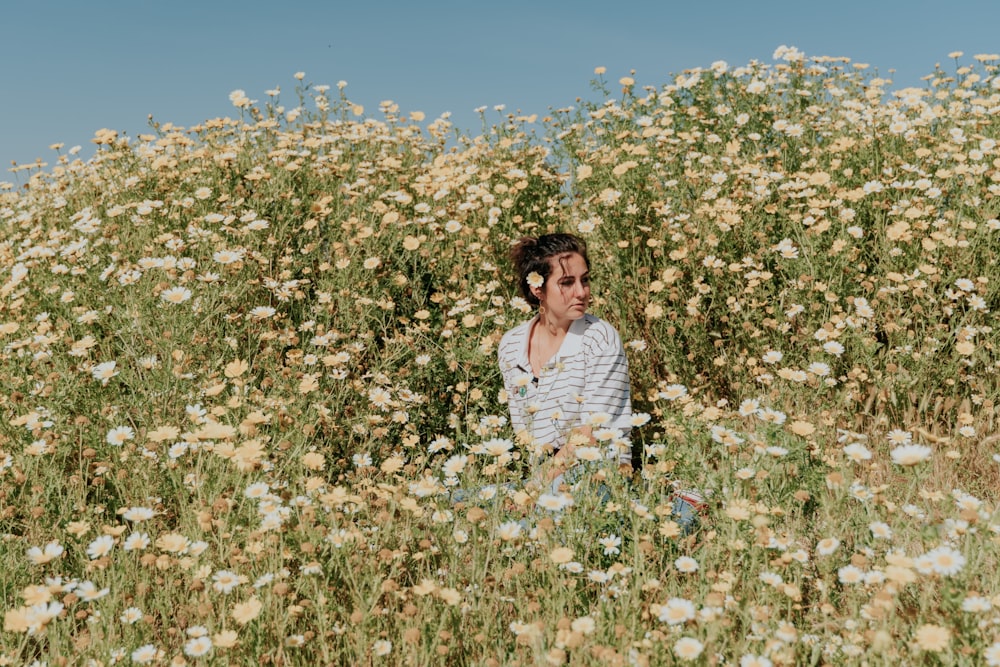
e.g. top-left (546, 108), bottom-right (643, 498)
top-left (671, 494), bottom-right (700, 535)
top-left (449, 469), bottom-right (702, 535)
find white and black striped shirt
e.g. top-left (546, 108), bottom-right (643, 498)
top-left (497, 313), bottom-right (632, 463)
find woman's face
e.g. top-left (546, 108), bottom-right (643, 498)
top-left (534, 252), bottom-right (590, 323)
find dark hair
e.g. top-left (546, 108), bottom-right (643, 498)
top-left (510, 233), bottom-right (590, 307)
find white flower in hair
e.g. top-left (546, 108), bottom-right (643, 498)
top-left (526, 271), bottom-right (544, 288)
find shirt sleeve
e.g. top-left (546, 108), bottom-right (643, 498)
top-left (497, 334), bottom-right (528, 439)
top-left (581, 323), bottom-right (633, 463)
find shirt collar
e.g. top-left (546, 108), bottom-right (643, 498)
top-left (555, 315), bottom-right (589, 360)
top-left (514, 317), bottom-right (534, 371)
top-left (516, 314), bottom-right (588, 370)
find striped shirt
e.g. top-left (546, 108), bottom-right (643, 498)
top-left (497, 313), bottom-right (632, 463)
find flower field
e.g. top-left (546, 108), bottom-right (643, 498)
top-left (2, 47), bottom-right (1000, 665)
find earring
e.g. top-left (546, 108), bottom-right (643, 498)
top-left (538, 302), bottom-right (547, 317)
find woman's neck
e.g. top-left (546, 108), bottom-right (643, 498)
top-left (537, 311), bottom-right (572, 337)
top-left (529, 314), bottom-right (569, 376)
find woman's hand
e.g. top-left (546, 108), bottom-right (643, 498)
top-left (544, 448), bottom-right (573, 481)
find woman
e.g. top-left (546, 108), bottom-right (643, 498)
top-left (497, 233), bottom-right (633, 485)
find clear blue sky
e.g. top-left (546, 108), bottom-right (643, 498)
top-left (2, 0), bottom-right (998, 172)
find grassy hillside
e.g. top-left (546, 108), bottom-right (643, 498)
top-left (2, 49), bottom-right (1000, 665)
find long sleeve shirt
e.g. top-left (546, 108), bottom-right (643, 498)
top-left (497, 313), bottom-right (632, 464)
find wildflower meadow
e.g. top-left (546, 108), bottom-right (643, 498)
top-left (3, 47), bottom-right (1000, 665)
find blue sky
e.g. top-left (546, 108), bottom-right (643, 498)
top-left (2, 0), bottom-right (998, 173)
